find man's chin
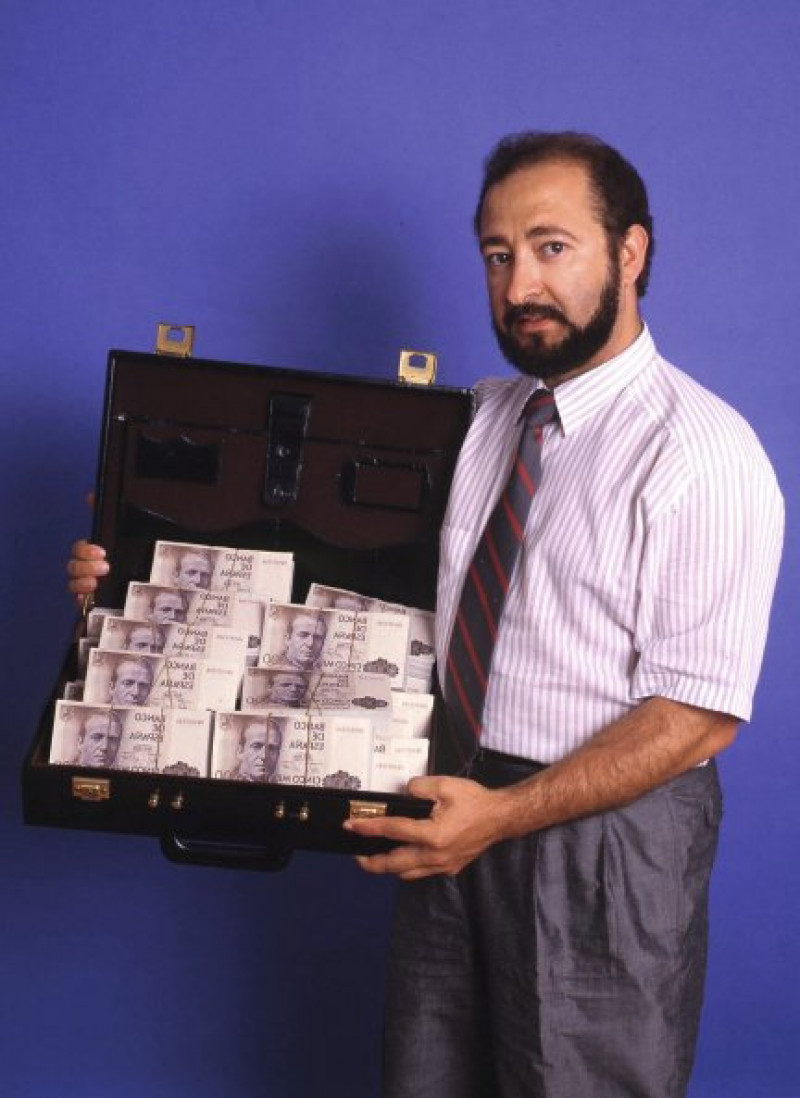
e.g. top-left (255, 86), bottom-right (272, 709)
top-left (494, 327), bottom-right (562, 378)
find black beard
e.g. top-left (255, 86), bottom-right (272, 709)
top-left (492, 261), bottom-right (621, 380)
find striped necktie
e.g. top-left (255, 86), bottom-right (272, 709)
top-left (443, 387), bottom-right (558, 769)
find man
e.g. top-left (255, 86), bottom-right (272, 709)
top-left (232, 717), bottom-right (283, 782)
top-left (66, 131), bottom-right (783, 1097)
top-left (172, 548), bottom-right (214, 590)
top-left (73, 710), bottom-right (123, 768)
top-left (256, 670), bottom-right (311, 708)
top-left (282, 611), bottom-right (327, 671)
top-left (107, 656), bottom-right (154, 707)
top-left (344, 132), bottom-right (784, 1098)
top-left (148, 588), bottom-right (189, 625)
top-left (124, 623), bottom-right (167, 654)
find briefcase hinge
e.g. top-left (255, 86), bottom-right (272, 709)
top-left (72, 776), bottom-right (111, 802)
top-left (155, 323), bottom-right (196, 358)
top-left (348, 799), bottom-right (387, 820)
top-left (397, 349), bottom-right (437, 386)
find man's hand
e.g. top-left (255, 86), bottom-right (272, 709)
top-left (344, 775), bottom-right (512, 880)
top-left (67, 539), bottom-right (109, 604)
top-left (345, 698), bottom-right (738, 882)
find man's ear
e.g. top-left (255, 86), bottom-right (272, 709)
top-left (620, 224), bottom-right (649, 290)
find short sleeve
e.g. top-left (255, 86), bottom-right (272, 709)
top-left (631, 447), bottom-right (784, 721)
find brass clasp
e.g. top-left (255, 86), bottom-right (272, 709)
top-left (155, 323), bottom-right (195, 357)
top-left (348, 799), bottom-right (387, 820)
top-left (397, 349), bottom-right (437, 386)
top-left (71, 776), bottom-right (110, 802)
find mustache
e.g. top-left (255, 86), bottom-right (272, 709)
top-left (503, 302), bottom-right (567, 327)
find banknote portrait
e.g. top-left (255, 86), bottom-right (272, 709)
top-left (282, 610), bottom-right (327, 671)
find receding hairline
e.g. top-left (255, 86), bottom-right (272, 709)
top-left (477, 153), bottom-right (611, 236)
top-left (81, 711), bottom-right (123, 735)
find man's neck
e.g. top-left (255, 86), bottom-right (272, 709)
top-left (547, 316), bottom-right (644, 388)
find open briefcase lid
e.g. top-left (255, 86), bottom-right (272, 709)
top-left (23, 336), bottom-right (475, 870)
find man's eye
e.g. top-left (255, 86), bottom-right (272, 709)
top-left (484, 252), bottom-right (510, 268)
top-left (542, 242), bottom-right (566, 257)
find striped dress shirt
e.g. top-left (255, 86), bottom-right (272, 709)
top-left (436, 326), bottom-right (784, 763)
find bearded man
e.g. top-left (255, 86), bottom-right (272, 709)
top-left (347, 132), bottom-right (784, 1098)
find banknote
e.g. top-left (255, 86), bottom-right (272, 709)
top-left (50, 701), bottom-right (211, 776)
top-left (231, 594), bottom-right (277, 665)
top-left (84, 648), bottom-right (240, 711)
top-left (149, 540), bottom-right (294, 600)
top-left (240, 667), bottom-right (392, 722)
top-left (275, 713), bottom-right (374, 790)
top-left (210, 709), bottom-right (291, 783)
top-left (85, 606), bottom-right (122, 640)
top-left (77, 636), bottom-right (98, 675)
top-left (211, 709), bottom-right (373, 790)
top-left (305, 584), bottom-right (435, 692)
top-left (257, 604), bottom-right (409, 685)
top-left (387, 692), bottom-right (435, 739)
top-left (99, 616), bottom-right (249, 669)
top-left (124, 583), bottom-right (239, 628)
top-left (370, 736), bottom-right (430, 793)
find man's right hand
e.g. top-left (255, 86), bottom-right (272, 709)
top-left (67, 540), bottom-right (109, 604)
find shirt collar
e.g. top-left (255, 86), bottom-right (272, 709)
top-left (552, 324), bottom-right (656, 436)
top-left (515, 324), bottom-right (657, 436)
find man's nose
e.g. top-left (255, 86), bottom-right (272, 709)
top-left (505, 256), bottom-right (545, 307)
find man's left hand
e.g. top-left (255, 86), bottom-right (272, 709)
top-left (344, 775), bottom-right (509, 880)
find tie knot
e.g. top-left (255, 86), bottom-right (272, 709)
top-left (520, 388), bottom-right (558, 427)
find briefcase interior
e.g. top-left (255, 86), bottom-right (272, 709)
top-left (23, 346), bottom-right (473, 869)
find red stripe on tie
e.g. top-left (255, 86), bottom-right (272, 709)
top-left (516, 456), bottom-right (535, 497)
top-left (502, 492), bottom-right (525, 541)
top-left (468, 562), bottom-right (499, 640)
top-left (485, 527), bottom-right (510, 594)
top-left (455, 610), bottom-right (488, 689)
top-left (445, 653), bottom-right (482, 738)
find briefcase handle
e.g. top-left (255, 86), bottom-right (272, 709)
top-left (160, 833), bottom-right (293, 872)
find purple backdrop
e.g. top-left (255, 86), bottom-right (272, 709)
top-left (2, 2), bottom-right (797, 1095)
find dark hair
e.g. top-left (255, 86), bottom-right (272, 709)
top-left (149, 588), bottom-right (189, 610)
top-left (80, 710), bottom-right (123, 738)
top-left (239, 717), bottom-right (283, 750)
top-left (474, 131), bottom-right (655, 296)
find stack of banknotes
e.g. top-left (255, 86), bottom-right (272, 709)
top-left (51, 540), bottom-right (435, 793)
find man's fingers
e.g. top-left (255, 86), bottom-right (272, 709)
top-left (66, 541), bottom-right (109, 585)
top-left (344, 813), bottom-right (432, 845)
top-left (68, 574), bottom-right (101, 593)
top-left (355, 845), bottom-right (449, 878)
top-left (69, 539), bottom-right (106, 562)
top-left (66, 560), bottom-right (109, 579)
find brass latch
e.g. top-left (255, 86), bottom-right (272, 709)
top-left (72, 776), bottom-right (111, 802)
top-left (397, 349), bottom-right (437, 386)
top-left (349, 799), bottom-right (387, 820)
top-left (155, 323), bottom-right (195, 357)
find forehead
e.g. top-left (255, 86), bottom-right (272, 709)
top-left (243, 723), bottom-right (267, 744)
top-left (291, 615), bottom-right (320, 632)
top-left (117, 660), bottom-right (150, 678)
top-left (480, 159), bottom-right (601, 240)
top-left (181, 553), bottom-right (211, 569)
top-left (84, 714), bottom-right (119, 735)
top-left (155, 592), bottom-right (183, 606)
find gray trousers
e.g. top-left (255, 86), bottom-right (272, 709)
top-left (383, 754), bottom-right (723, 1098)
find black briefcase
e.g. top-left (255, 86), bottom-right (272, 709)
top-left (22, 329), bottom-right (473, 870)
